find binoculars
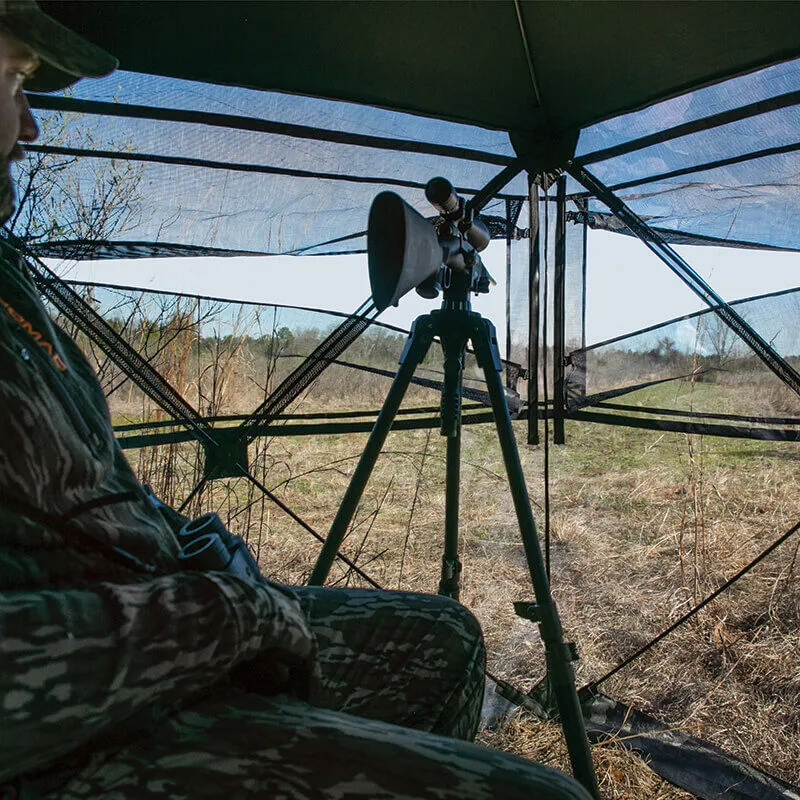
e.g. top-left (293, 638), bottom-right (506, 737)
top-left (175, 512), bottom-right (263, 583)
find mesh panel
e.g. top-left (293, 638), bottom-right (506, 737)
top-left (506, 214), bottom-right (531, 373)
top-left (59, 71), bottom-right (517, 157)
top-left (577, 56), bottom-right (800, 157)
top-left (569, 286), bottom-right (800, 429)
top-left (51, 281), bottom-right (500, 429)
top-left (571, 55), bottom-right (800, 252)
top-left (587, 105), bottom-right (800, 187)
top-left (564, 200), bottom-right (586, 353)
top-left (16, 56), bottom-right (800, 415)
top-left (14, 73), bottom-right (526, 259)
top-left (586, 150), bottom-right (800, 251)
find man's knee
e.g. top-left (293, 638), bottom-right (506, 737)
top-left (296, 586), bottom-right (485, 661)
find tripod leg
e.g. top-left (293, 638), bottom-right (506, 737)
top-left (471, 316), bottom-right (600, 800)
top-left (438, 430), bottom-right (462, 599)
top-left (438, 322), bottom-right (469, 599)
top-left (308, 317), bottom-right (436, 586)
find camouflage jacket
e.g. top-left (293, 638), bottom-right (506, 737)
top-left (0, 244), bottom-right (315, 783)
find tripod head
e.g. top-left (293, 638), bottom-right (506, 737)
top-left (367, 178), bottom-right (494, 312)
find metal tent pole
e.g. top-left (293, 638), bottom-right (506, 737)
top-left (552, 177), bottom-right (567, 445)
top-left (528, 176), bottom-right (541, 445)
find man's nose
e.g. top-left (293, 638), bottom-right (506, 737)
top-left (18, 92), bottom-right (39, 143)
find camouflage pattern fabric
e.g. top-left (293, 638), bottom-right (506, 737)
top-left (52, 690), bottom-right (593, 800)
top-left (0, 242), bottom-right (316, 786)
top-left (295, 586), bottom-right (485, 740)
top-left (0, 245), bottom-right (592, 799)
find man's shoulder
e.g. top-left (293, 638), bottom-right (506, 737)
top-left (0, 236), bottom-right (37, 292)
top-left (0, 235), bottom-right (27, 263)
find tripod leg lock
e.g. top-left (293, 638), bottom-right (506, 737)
top-left (438, 556), bottom-right (462, 599)
top-left (513, 600), bottom-right (543, 622)
top-left (546, 640), bottom-right (581, 664)
top-left (440, 556), bottom-right (462, 581)
top-left (513, 602), bottom-right (580, 662)
top-left (567, 641), bottom-right (580, 661)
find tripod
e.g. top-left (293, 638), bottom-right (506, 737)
top-left (308, 272), bottom-right (599, 798)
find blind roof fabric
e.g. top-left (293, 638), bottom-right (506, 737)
top-left (39, 1), bottom-right (800, 139)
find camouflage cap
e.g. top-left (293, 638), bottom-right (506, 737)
top-left (0, 0), bottom-right (117, 91)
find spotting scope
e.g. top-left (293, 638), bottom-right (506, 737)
top-left (367, 177), bottom-right (493, 312)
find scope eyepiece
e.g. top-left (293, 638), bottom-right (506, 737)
top-left (425, 177), bottom-right (461, 216)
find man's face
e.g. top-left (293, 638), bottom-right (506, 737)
top-left (0, 29), bottom-right (39, 222)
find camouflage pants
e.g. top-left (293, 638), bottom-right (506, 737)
top-left (46, 589), bottom-right (590, 800)
top-left (296, 587), bottom-right (484, 739)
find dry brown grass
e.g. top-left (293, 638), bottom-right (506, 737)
top-left (478, 714), bottom-right (694, 800)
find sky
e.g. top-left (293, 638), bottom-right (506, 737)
top-left (60, 229), bottom-right (800, 354)
top-left (58, 241), bottom-right (511, 342)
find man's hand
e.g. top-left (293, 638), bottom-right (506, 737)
top-left (229, 647), bottom-right (316, 701)
top-left (229, 580), bottom-right (320, 701)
